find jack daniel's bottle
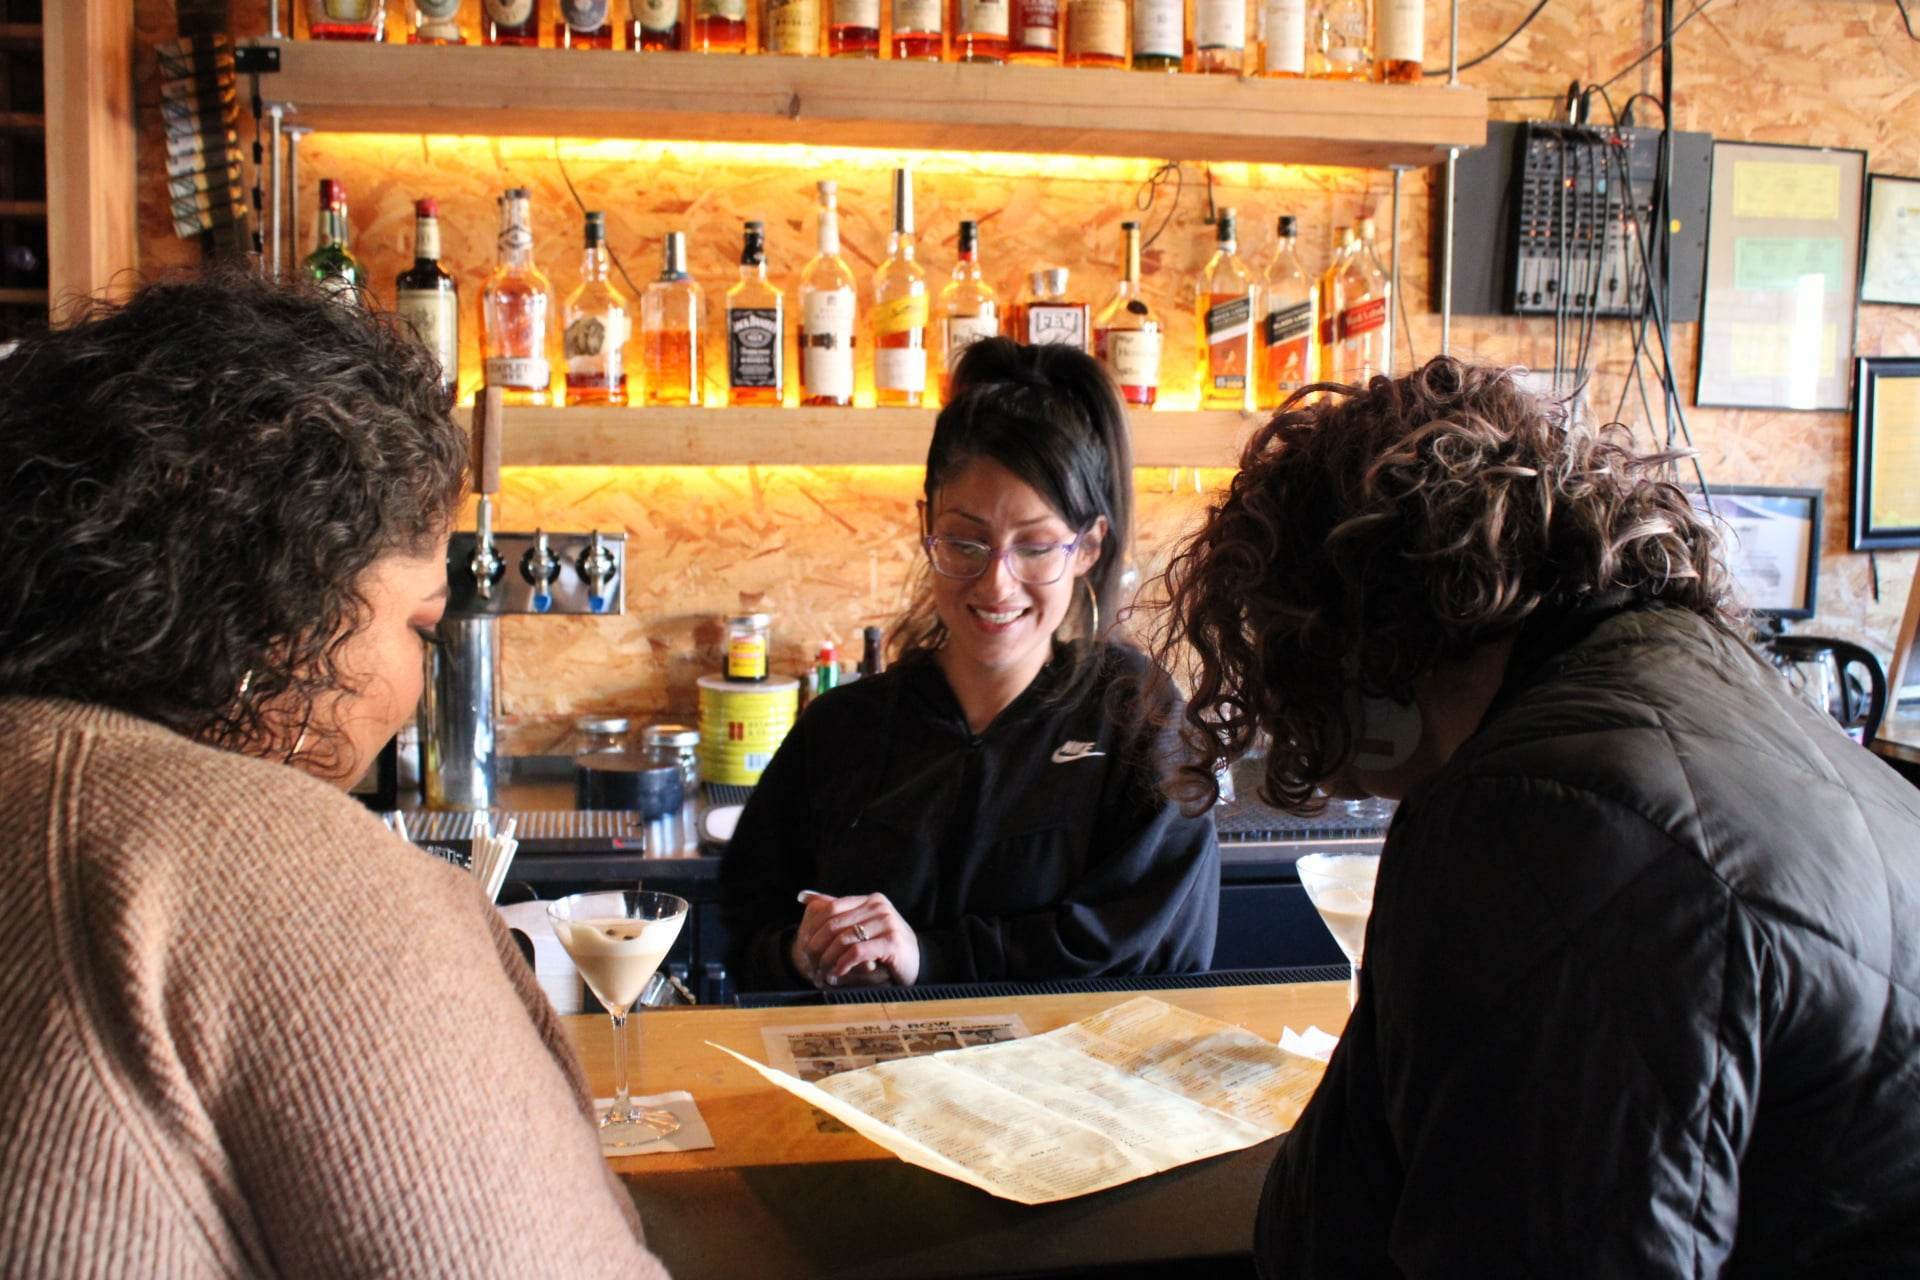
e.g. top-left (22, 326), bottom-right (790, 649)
top-left (727, 220), bottom-right (785, 406)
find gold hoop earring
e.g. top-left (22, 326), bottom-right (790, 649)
top-left (1084, 578), bottom-right (1100, 639)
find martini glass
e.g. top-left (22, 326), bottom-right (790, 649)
top-left (547, 890), bottom-right (689, 1150)
top-left (1295, 853), bottom-right (1380, 1009)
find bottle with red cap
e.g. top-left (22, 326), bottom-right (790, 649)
top-left (395, 197), bottom-right (459, 396)
top-left (302, 179), bottom-right (362, 303)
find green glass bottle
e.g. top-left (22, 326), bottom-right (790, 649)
top-left (303, 178), bottom-right (363, 302)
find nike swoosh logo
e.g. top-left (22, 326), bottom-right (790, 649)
top-left (1051, 741), bottom-right (1107, 764)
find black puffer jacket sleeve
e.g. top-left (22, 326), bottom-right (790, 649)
top-left (716, 713), bottom-right (817, 992)
top-left (1260, 774), bottom-right (1764, 1277)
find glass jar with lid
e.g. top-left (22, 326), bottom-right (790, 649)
top-left (643, 723), bottom-right (703, 856)
top-left (725, 613), bottom-right (773, 683)
top-left (570, 715), bottom-right (632, 759)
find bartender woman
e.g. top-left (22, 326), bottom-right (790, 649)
top-left (720, 339), bottom-right (1218, 991)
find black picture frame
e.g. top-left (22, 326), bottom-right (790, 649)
top-left (1688, 484), bottom-right (1823, 620)
top-left (1850, 356), bottom-right (1920, 551)
top-left (1861, 173), bottom-right (1920, 307)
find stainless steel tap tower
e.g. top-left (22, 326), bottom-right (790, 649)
top-left (422, 388), bottom-right (628, 810)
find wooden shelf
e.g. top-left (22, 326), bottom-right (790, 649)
top-left (254, 39), bottom-right (1484, 167)
top-left (457, 404), bottom-right (1259, 468)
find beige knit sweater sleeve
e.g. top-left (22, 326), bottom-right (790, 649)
top-left (12, 702), bottom-right (669, 1279)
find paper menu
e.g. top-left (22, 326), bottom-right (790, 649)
top-left (710, 996), bottom-right (1329, 1205)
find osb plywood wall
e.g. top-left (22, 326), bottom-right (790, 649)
top-left (130, 0), bottom-right (1920, 752)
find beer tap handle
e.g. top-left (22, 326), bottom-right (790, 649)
top-left (469, 387), bottom-right (505, 602)
top-left (581, 529), bottom-right (618, 615)
top-left (523, 527), bottom-right (558, 614)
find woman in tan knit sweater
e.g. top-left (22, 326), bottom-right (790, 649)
top-left (0, 273), bottom-right (668, 1278)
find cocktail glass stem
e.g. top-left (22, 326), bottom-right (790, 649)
top-left (606, 1010), bottom-right (632, 1128)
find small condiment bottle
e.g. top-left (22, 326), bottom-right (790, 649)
top-left (813, 643), bottom-right (840, 698)
top-left (725, 612), bottom-right (772, 682)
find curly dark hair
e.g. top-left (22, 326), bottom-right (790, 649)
top-left (1152, 356), bottom-right (1739, 814)
top-left (0, 269), bottom-right (467, 769)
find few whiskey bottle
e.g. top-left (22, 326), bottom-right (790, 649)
top-left (872, 168), bottom-right (930, 409)
top-left (641, 232), bottom-right (705, 406)
top-left (303, 178), bottom-right (363, 302)
top-left (727, 220), bottom-right (785, 406)
top-left (563, 211), bottom-right (630, 406)
top-left (558, 0), bottom-right (615, 45)
top-left (630, 0), bottom-right (683, 47)
top-left (691, 0), bottom-right (748, 51)
top-left (829, 0), bottom-right (881, 55)
top-left (1259, 214), bottom-right (1315, 407)
top-left (1131, 0), bottom-right (1181, 70)
top-left (394, 197), bottom-right (460, 394)
top-left (893, 0), bottom-right (945, 59)
top-left (1317, 225), bottom-right (1354, 380)
top-left (483, 0), bottom-right (542, 44)
top-left (798, 181), bottom-right (857, 407)
top-left (308, 0), bottom-right (388, 39)
top-left (1373, 0), bottom-right (1420, 81)
top-left (481, 187), bottom-right (554, 406)
top-left (1260, 0), bottom-right (1305, 75)
top-left (1192, 0), bottom-right (1246, 73)
top-left (409, 0), bottom-right (465, 43)
top-left (1197, 208), bottom-right (1256, 410)
top-left (1336, 216), bottom-right (1390, 382)
top-left (936, 219), bottom-right (1000, 399)
top-left (762, 0), bottom-right (819, 52)
top-left (1009, 0), bottom-right (1060, 62)
top-left (952, 0), bottom-right (1010, 61)
top-left (1095, 220), bottom-right (1161, 407)
top-left (1064, 0), bottom-right (1124, 67)
top-left (1016, 268), bottom-right (1089, 352)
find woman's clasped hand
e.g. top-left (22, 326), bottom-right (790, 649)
top-left (791, 890), bottom-right (921, 987)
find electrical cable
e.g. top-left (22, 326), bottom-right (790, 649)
top-left (1135, 161), bottom-right (1185, 256)
top-left (1422, 0), bottom-right (1555, 76)
top-left (552, 142), bottom-right (647, 302)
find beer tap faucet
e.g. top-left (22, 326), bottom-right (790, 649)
top-left (522, 528), bottom-right (559, 614)
top-left (469, 386), bottom-right (505, 601)
top-left (579, 529), bottom-right (619, 615)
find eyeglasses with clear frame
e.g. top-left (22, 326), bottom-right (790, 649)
top-left (921, 534), bottom-right (1085, 585)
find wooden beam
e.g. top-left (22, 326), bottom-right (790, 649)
top-left (256, 41), bottom-right (1485, 168)
top-left (45, 0), bottom-right (137, 314)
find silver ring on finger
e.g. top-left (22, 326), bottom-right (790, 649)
top-left (853, 923), bottom-right (870, 942)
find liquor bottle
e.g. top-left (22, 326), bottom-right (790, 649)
top-left (1259, 214), bottom-right (1315, 406)
top-left (1373, 0), bottom-right (1419, 81)
top-left (691, 0), bottom-right (748, 51)
top-left (629, 0), bottom-right (682, 47)
top-left (936, 219), bottom-right (1000, 399)
top-left (829, 0), bottom-right (881, 54)
top-left (1017, 268), bottom-right (1089, 351)
top-left (483, 0), bottom-right (541, 44)
top-left (1260, 0), bottom-right (1304, 75)
top-left (763, 0), bottom-right (819, 51)
top-left (558, 0), bottom-right (615, 43)
top-left (1095, 220), bottom-right (1162, 408)
top-left (872, 169), bottom-right (930, 409)
top-left (410, 0), bottom-right (465, 42)
top-left (727, 220), bottom-right (785, 406)
top-left (798, 181), bottom-right (857, 407)
top-left (1192, 0), bottom-right (1245, 73)
top-left (1313, 0), bottom-right (1370, 78)
top-left (303, 179), bottom-right (362, 301)
top-left (1196, 208), bottom-right (1256, 410)
top-left (395, 197), bottom-right (459, 394)
top-left (1337, 216), bottom-right (1390, 382)
top-left (641, 232), bottom-right (704, 406)
top-left (482, 188), bottom-right (554, 406)
top-left (309, 0), bottom-right (388, 39)
top-left (951, 0), bottom-right (1010, 61)
top-left (1064, 0), bottom-right (1124, 67)
top-left (1317, 225), bottom-right (1353, 380)
top-left (1131, 0), bottom-right (1181, 70)
top-left (893, 0), bottom-right (943, 57)
top-left (859, 625), bottom-right (885, 676)
top-left (563, 212), bottom-right (630, 406)
top-left (1009, 0), bottom-right (1060, 62)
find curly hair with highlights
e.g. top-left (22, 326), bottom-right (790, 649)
top-left (0, 269), bottom-right (467, 771)
top-left (1151, 356), bottom-right (1740, 814)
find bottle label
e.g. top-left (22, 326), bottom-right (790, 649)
top-left (1326, 2), bottom-right (1366, 63)
top-left (485, 0), bottom-right (535, 24)
top-left (1016, 0), bottom-right (1059, 47)
top-left (698, 0), bottom-right (746, 20)
top-left (486, 356), bottom-right (550, 389)
top-left (1067, 0), bottom-right (1125, 57)
top-left (833, 0), bottom-right (880, 27)
top-left (396, 288), bottom-right (460, 384)
top-left (1193, 0), bottom-right (1244, 50)
top-left (1104, 329), bottom-right (1162, 387)
top-left (870, 292), bottom-right (929, 335)
top-left (767, 0), bottom-right (820, 47)
top-left (895, 0), bottom-right (942, 31)
top-left (1206, 293), bottom-right (1252, 389)
top-left (944, 313), bottom-right (999, 371)
top-left (958, 0), bottom-right (1009, 38)
top-left (1263, 299), bottom-right (1312, 390)
top-left (1131, 0), bottom-right (1180, 57)
top-left (1377, 0), bottom-right (1422, 63)
top-left (414, 217), bottom-right (442, 262)
top-left (1341, 295), bottom-right (1388, 339)
top-left (564, 311), bottom-right (626, 381)
top-left (498, 222), bottom-right (532, 256)
top-left (729, 306), bottom-right (783, 389)
top-left (727, 636), bottom-right (769, 681)
top-left (632, 0), bottom-right (680, 31)
top-left (802, 286), bottom-right (856, 399)
top-left (1260, 0), bottom-right (1304, 72)
top-left (562, 0), bottom-right (611, 27)
top-left (317, 272), bottom-right (361, 305)
top-left (1025, 303), bottom-right (1087, 351)
top-left (875, 346), bottom-right (928, 393)
top-left (1263, 298), bottom-right (1312, 347)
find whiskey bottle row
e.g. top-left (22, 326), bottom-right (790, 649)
top-left (306, 0), bottom-right (1426, 82)
top-left (303, 175), bottom-right (1391, 412)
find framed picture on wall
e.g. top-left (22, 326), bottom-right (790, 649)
top-left (1687, 485), bottom-right (1822, 619)
top-left (1861, 173), bottom-right (1920, 306)
top-left (1696, 141), bottom-right (1867, 412)
top-left (1849, 356), bottom-right (1920, 550)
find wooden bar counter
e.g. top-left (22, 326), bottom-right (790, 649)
top-left (563, 981), bottom-right (1349, 1279)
